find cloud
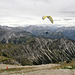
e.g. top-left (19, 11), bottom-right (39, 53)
top-left (54, 19), bottom-right (61, 21)
top-left (60, 11), bottom-right (75, 14)
top-left (31, 0), bottom-right (50, 3)
top-left (64, 19), bottom-right (73, 21)
top-left (59, 11), bottom-right (75, 17)
top-left (0, 0), bottom-right (75, 27)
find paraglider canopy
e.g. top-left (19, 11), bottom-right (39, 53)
top-left (42, 16), bottom-right (53, 24)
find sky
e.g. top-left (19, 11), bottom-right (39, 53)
top-left (0, 0), bottom-right (75, 27)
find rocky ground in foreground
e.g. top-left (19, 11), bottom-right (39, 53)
top-left (0, 64), bottom-right (75, 75)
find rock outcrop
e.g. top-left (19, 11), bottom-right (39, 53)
top-left (0, 37), bottom-right (75, 65)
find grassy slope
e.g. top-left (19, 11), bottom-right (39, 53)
top-left (52, 61), bottom-right (75, 69)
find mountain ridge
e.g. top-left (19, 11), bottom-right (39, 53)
top-left (0, 25), bottom-right (75, 65)
top-left (0, 37), bottom-right (75, 65)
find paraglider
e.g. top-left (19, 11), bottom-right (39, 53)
top-left (42, 16), bottom-right (53, 24)
top-left (45, 31), bottom-right (48, 34)
top-left (42, 16), bottom-right (53, 35)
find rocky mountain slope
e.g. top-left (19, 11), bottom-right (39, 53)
top-left (24, 26), bottom-right (75, 40)
top-left (0, 25), bottom-right (67, 44)
top-left (0, 37), bottom-right (75, 65)
top-left (0, 26), bottom-right (34, 44)
top-left (56, 27), bottom-right (75, 40)
top-left (0, 25), bottom-right (75, 65)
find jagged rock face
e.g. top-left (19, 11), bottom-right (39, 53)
top-left (0, 25), bottom-right (75, 65)
top-left (0, 25), bottom-right (75, 43)
top-left (0, 28), bottom-right (34, 44)
top-left (0, 37), bottom-right (75, 65)
top-left (56, 27), bottom-right (75, 40)
top-left (21, 38), bottom-right (75, 64)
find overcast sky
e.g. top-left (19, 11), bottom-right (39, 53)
top-left (0, 0), bottom-right (75, 27)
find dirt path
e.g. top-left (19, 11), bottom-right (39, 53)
top-left (0, 64), bottom-right (75, 75)
top-left (25, 69), bottom-right (75, 75)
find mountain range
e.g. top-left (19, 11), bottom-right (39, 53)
top-left (0, 25), bottom-right (75, 65)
